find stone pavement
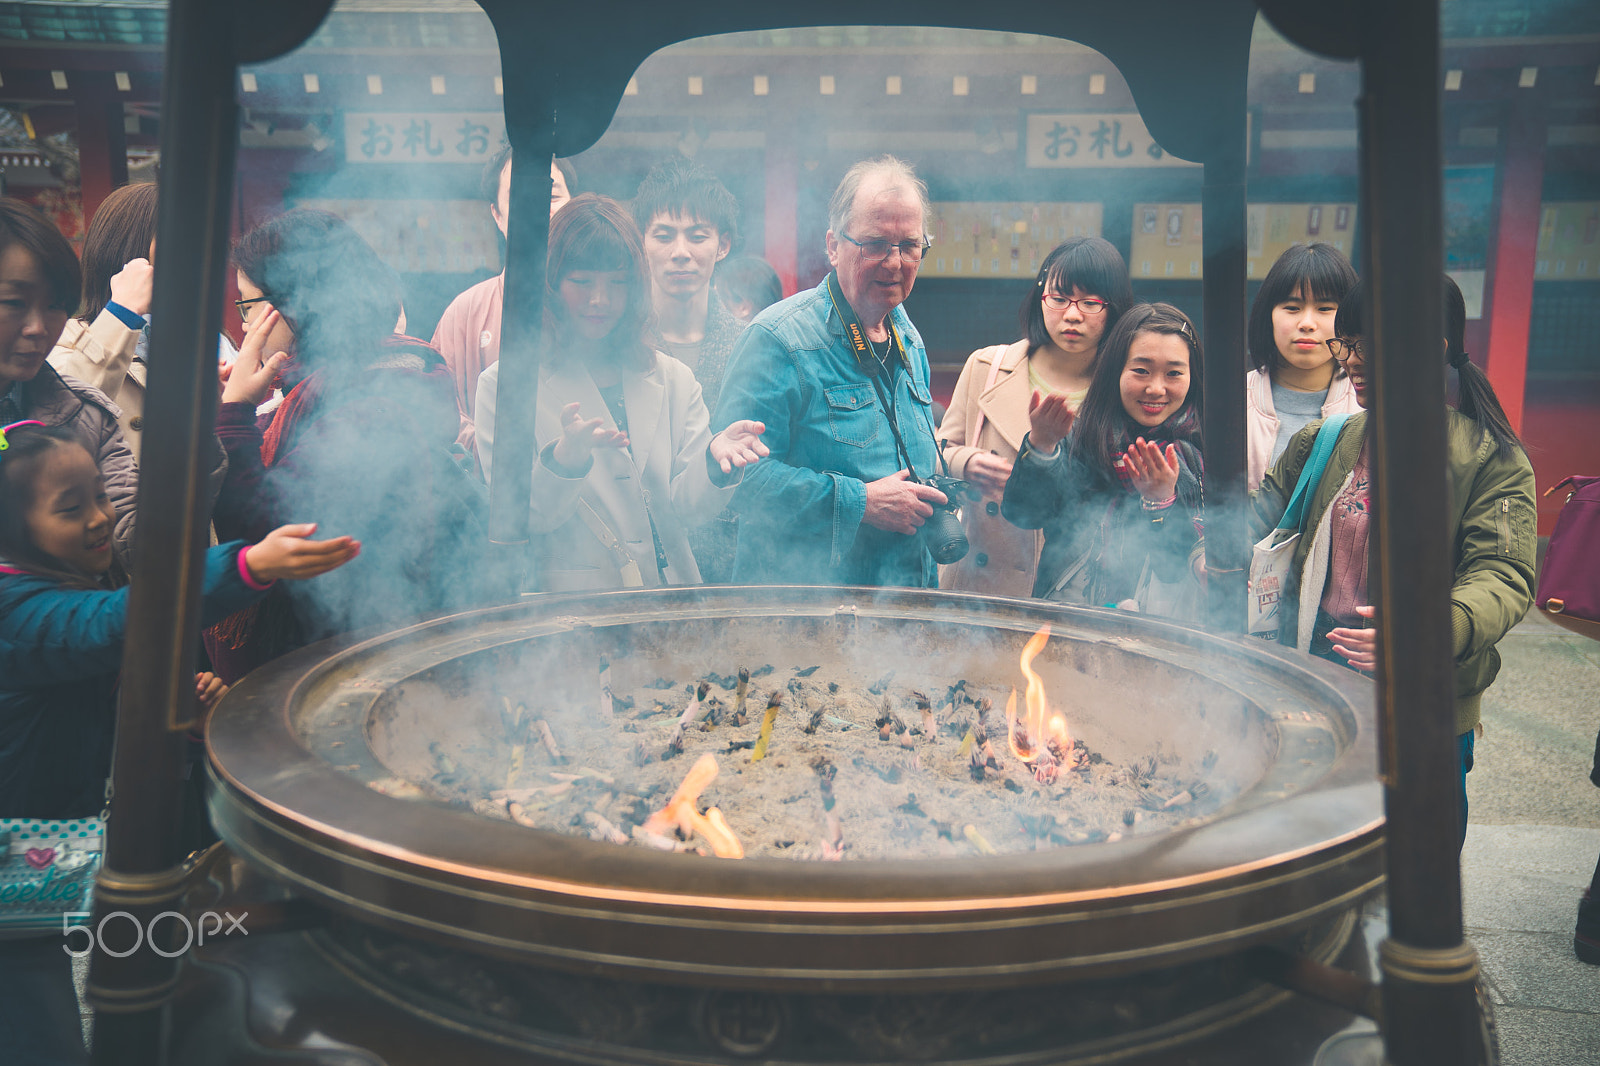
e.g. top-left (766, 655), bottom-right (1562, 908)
top-left (1463, 611), bottom-right (1600, 1066)
top-left (1464, 825), bottom-right (1600, 1066)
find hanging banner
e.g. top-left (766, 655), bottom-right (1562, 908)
top-left (294, 198), bottom-right (500, 274)
top-left (344, 112), bottom-right (506, 165)
top-left (925, 202), bottom-right (1103, 278)
top-left (1536, 202), bottom-right (1600, 281)
top-left (1128, 202), bottom-right (1358, 281)
top-left (1024, 113), bottom-right (1198, 169)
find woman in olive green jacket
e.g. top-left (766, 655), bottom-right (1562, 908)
top-left (1249, 276), bottom-right (1536, 841)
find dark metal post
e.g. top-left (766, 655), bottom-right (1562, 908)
top-left (1201, 108), bottom-right (1250, 632)
top-left (1360, 0), bottom-right (1485, 1061)
top-left (84, 0), bottom-right (237, 1059)
top-left (485, 95), bottom-right (556, 593)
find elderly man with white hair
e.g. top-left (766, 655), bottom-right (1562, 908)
top-left (712, 155), bottom-right (948, 587)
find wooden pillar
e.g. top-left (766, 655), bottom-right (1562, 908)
top-left (1482, 95), bottom-right (1545, 434)
top-left (75, 79), bottom-right (129, 223)
top-left (764, 128), bottom-right (799, 297)
top-left (1360, 0), bottom-right (1486, 1061)
top-left (1200, 100), bottom-right (1250, 632)
top-left (86, 0), bottom-right (235, 1059)
top-left (485, 96), bottom-right (555, 591)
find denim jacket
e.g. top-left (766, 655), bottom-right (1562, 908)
top-left (712, 279), bottom-right (939, 588)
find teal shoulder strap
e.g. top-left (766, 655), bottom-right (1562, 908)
top-left (1276, 413), bottom-right (1351, 532)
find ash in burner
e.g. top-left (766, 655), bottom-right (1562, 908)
top-left (376, 652), bottom-right (1220, 861)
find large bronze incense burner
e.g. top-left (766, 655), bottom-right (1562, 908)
top-left (205, 585), bottom-right (1382, 1063)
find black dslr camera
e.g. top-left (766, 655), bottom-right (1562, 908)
top-left (921, 474), bottom-right (974, 565)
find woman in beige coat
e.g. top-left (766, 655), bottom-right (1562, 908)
top-left (48, 183), bottom-right (156, 459)
top-left (935, 237), bottom-right (1132, 596)
top-left (475, 194), bottom-right (767, 592)
top-left (49, 183), bottom-right (238, 460)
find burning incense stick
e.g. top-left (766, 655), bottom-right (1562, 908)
top-left (963, 824), bottom-right (997, 854)
top-left (630, 824), bottom-right (689, 852)
top-left (804, 702), bottom-right (824, 735)
top-left (974, 697), bottom-right (1003, 771)
top-left (583, 811), bottom-right (628, 845)
top-left (812, 757), bottom-right (844, 861)
top-left (507, 800), bottom-right (542, 828)
top-left (536, 719), bottom-right (566, 764)
top-left (751, 692), bottom-right (783, 761)
top-left (1032, 742), bottom-right (1059, 785)
top-left (667, 681), bottom-right (712, 757)
top-left (470, 797), bottom-right (509, 820)
top-left (791, 679), bottom-right (820, 734)
top-left (942, 679), bottom-right (968, 712)
top-left (967, 726), bottom-right (986, 781)
top-left (492, 782), bottom-right (574, 802)
top-left (501, 696), bottom-right (524, 738)
top-left (732, 667), bottom-right (750, 726)
top-left (598, 657), bottom-right (614, 721)
top-left (913, 691), bottom-right (937, 740)
top-left (506, 742), bottom-right (525, 789)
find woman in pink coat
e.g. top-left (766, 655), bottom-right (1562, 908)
top-left (934, 237), bottom-right (1132, 596)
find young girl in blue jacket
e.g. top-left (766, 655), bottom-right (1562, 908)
top-left (0, 420), bottom-right (357, 1064)
top-left (1001, 303), bottom-right (1205, 614)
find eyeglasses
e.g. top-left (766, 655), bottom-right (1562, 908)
top-left (1326, 336), bottom-right (1366, 361)
top-left (234, 296), bottom-right (269, 320)
top-left (839, 232), bottom-right (931, 264)
top-left (1041, 293), bottom-right (1108, 315)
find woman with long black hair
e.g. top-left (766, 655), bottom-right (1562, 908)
top-left (1002, 302), bottom-right (1204, 615)
top-left (1244, 242), bottom-right (1361, 490)
top-left (1249, 274), bottom-right (1537, 843)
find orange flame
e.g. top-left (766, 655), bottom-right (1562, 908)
top-left (1009, 625), bottom-right (1072, 764)
top-left (643, 753), bottom-right (745, 858)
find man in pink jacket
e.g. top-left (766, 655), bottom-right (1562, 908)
top-left (431, 146), bottom-right (574, 457)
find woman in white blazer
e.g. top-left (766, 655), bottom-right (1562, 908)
top-left (476, 194), bottom-right (766, 592)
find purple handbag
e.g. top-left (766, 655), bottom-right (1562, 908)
top-left (1537, 474), bottom-right (1600, 639)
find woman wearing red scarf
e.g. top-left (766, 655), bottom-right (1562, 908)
top-left (208, 209), bottom-right (487, 683)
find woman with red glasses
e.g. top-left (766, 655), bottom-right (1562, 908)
top-left (934, 236), bottom-right (1133, 596)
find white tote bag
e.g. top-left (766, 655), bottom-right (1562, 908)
top-left (1247, 415), bottom-right (1349, 641)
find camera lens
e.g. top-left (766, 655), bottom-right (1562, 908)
top-left (923, 508), bottom-right (969, 565)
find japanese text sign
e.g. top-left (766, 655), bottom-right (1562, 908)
top-left (1025, 113), bottom-right (1198, 169)
top-left (345, 112), bottom-right (505, 165)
